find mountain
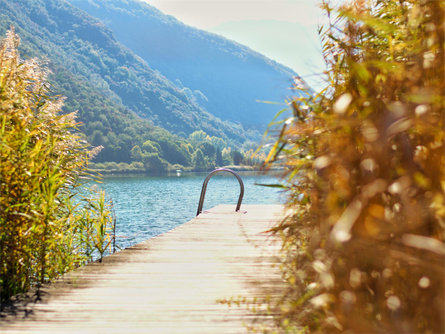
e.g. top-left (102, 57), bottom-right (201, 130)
top-left (0, 0), bottom-right (260, 167)
top-left (0, 0), bottom-right (298, 169)
top-left (66, 0), bottom-right (297, 130)
top-left (0, 0), bottom-right (251, 139)
top-left (209, 19), bottom-right (325, 90)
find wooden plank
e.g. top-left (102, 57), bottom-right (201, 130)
top-left (0, 204), bottom-right (284, 333)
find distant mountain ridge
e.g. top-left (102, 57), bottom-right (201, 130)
top-left (67, 0), bottom-right (297, 130)
top-left (0, 0), bottom-right (298, 168)
top-left (0, 0), bottom-right (250, 142)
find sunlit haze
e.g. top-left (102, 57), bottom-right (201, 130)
top-left (144, 0), bottom-right (327, 90)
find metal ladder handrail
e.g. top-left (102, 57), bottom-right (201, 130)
top-left (196, 168), bottom-right (244, 216)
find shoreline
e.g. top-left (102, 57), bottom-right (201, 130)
top-left (90, 165), bottom-right (285, 178)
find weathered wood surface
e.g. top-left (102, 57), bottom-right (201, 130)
top-left (1, 204), bottom-right (284, 333)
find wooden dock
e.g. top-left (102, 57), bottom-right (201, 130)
top-left (1, 204), bottom-right (284, 333)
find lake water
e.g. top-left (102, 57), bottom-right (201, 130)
top-left (95, 171), bottom-right (285, 250)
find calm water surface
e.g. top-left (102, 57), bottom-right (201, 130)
top-left (96, 171), bottom-right (285, 250)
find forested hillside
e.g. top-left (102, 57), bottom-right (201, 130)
top-left (67, 0), bottom-right (298, 130)
top-left (0, 0), bottom-right (266, 170)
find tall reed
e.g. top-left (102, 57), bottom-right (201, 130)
top-left (265, 1), bottom-right (444, 332)
top-left (0, 29), bottom-right (114, 305)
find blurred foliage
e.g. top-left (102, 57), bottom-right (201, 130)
top-left (264, 0), bottom-right (444, 332)
top-left (0, 30), bottom-right (114, 304)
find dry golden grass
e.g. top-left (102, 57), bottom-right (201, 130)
top-left (0, 29), bottom-right (114, 305)
top-left (264, 1), bottom-right (445, 332)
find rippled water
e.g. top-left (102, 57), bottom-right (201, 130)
top-left (95, 171), bottom-right (285, 250)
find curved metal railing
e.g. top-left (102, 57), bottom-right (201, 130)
top-left (196, 168), bottom-right (244, 216)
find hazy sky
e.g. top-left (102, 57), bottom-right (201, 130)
top-left (145, 0), bottom-right (323, 29)
top-left (144, 0), bottom-right (327, 89)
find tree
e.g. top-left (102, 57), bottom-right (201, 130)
top-left (157, 137), bottom-right (190, 166)
top-left (222, 147), bottom-right (233, 165)
top-left (188, 130), bottom-right (208, 147)
top-left (130, 145), bottom-right (143, 161)
top-left (193, 149), bottom-right (207, 171)
top-left (198, 142), bottom-right (216, 160)
top-left (216, 148), bottom-right (223, 167)
top-left (142, 153), bottom-right (168, 173)
top-left (231, 150), bottom-right (243, 165)
top-left (209, 136), bottom-right (226, 150)
top-left (142, 140), bottom-right (160, 154)
top-left (90, 129), bottom-right (106, 146)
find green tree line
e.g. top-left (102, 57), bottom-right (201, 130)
top-left (88, 128), bottom-right (264, 174)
